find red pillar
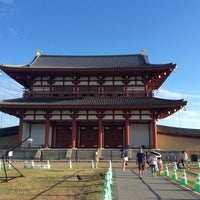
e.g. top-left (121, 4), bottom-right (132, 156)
top-left (153, 118), bottom-right (158, 149)
top-left (18, 116), bottom-right (23, 148)
top-left (98, 118), bottom-right (103, 148)
top-left (72, 118), bottom-right (77, 148)
top-left (44, 117), bottom-right (50, 148)
top-left (125, 118), bottom-right (130, 147)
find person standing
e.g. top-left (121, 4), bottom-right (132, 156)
top-left (121, 151), bottom-right (128, 171)
top-left (95, 148), bottom-right (100, 169)
top-left (136, 147), bottom-right (146, 179)
top-left (157, 157), bottom-right (163, 175)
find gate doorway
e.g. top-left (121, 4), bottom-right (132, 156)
top-left (79, 125), bottom-right (99, 148)
top-left (55, 126), bottom-right (72, 148)
top-left (104, 125), bottom-right (124, 148)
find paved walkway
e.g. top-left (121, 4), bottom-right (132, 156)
top-left (112, 168), bottom-right (200, 200)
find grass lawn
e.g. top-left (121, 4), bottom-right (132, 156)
top-left (0, 161), bottom-right (108, 200)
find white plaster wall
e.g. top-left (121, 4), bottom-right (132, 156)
top-left (88, 115), bottom-right (98, 120)
top-left (77, 115), bottom-right (87, 120)
top-left (115, 116), bottom-right (124, 120)
top-left (22, 122), bottom-right (30, 148)
top-left (25, 124), bottom-right (52, 148)
top-left (31, 124), bottom-right (45, 147)
top-left (130, 123), bottom-right (150, 148)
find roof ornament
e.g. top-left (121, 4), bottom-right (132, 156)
top-left (36, 50), bottom-right (42, 57)
top-left (141, 49), bottom-right (147, 55)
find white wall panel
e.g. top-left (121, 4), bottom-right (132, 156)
top-left (130, 123), bottom-right (150, 148)
top-left (130, 116), bottom-right (140, 120)
top-left (88, 115), bottom-right (98, 120)
top-left (35, 116), bottom-right (45, 120)
top-left (62, 116), bottom-right (71, 120)
top-left (24, 124), bottom-right (52, 148)
top-left (24, 116), bottom-right (34, 120)
top-left (141, 116), bottom-right (151, 120)
top-left (115, 116), bottom-right (124, 120)
top-left (104, 116), bottom-right (113, 120)
top-left (77, 116), bottom-right (87, 120)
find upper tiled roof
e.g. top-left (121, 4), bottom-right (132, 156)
top-left (29, 54), bottom-right (150, 68)
top-left (1, 54), bottom-right (173, 69)
top-left (1, 97), bottom-right (185, 107)
top-left (28, 54), bottom-right (173, 69)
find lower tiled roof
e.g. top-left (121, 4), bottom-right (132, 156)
top-left (0, 126), bottom-right (18, 136)
top-left (157, 125), bottom-right (200, 137)
top-left (1, 97), bottom-right (185, 107)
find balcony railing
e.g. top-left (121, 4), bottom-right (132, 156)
top-left (23, 90), bottom-right (153, 98)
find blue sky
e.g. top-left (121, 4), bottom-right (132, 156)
top-left (0, 0), bottom-right (200, 129)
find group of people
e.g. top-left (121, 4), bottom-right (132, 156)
top-left (121, 146), bottom-right (164, 177)
top-left (95, 147), bottom-right (188, 177)
top-left (136, 147), bottom-right (163, 179)
top-left (136, 148), bottom-right (189, 179)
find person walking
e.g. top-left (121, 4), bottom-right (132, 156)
top-left (149, 154), bottom-right (157, 176)
top-left (177, 150), bottom-right (188, 169)
top-left (121, 146), bottom-right (129, 166)
top-left (136, 147), bottom-right (146, 179)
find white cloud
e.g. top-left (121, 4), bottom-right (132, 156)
top-left (0, 87), bottom-right (21, 99)
top-left (0, 6), bottom-right (6, 19)
top-left (189, 101), bottom-right (200, 107)
top-left (158, 109), bottom-right (200, 129)
top-left (0, 76), bottom-right (22, 99)
top-left (0, 0), bottom-right (14, 4)
top-left (155, 89), bottom-right (184, 99)
top-left (181, 109), bottom-right (200, 118)
top-left (0, 0), bottom-right (15, 20)
top-left (7, 26), bottom-right (19, 38)
top-left (156, 88), bottom-right (200, 100)
top-left (155, 88), bottom-right (200, 129)
top-left (0, 112), bottom-right (18, 128)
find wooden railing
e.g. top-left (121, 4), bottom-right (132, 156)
top-left (23, 90), bottom-right (153, 98)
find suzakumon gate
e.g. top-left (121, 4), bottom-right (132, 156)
top-left (0, 50), bottom-right (187, 149)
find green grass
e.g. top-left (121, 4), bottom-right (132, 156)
top-left (0, 162), bottom-right (107, 200)
top-left (163, 165), bottom-right (200, 192)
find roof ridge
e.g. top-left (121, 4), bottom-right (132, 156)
top-left (39, 54), bottom-right (143, 58)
